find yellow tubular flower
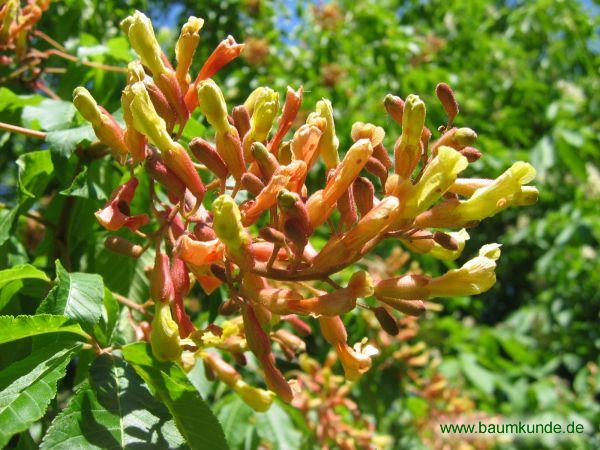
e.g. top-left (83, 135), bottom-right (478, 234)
top-left (120, 11), bottom-right (166, 77)
top-left (394, 94), bottom-right (426, 178)
top-left (213, 194), bottom-right (248, 251)
top-left (175, 16), bottom-right (204, 89)
top-left (401, 146), bottom-right (468, 218)
top-left (453, 162), bottom-right (536, 221)
top-left (150, 301), bottom-right (182, 361)
top-left (197, 79), bottom-right (231, 134)
top-left (126, 82), bottom-right (173, 150)
top-left (243, 87), bottom-right (279, 160)
top-left (307, 99), bottom-right (340, 169)
top-left (322, 139), bottom-right (373, 206)
top-left (233, 380), bottom-right (275, 412)
top-left (428, 244), bottom-right (502, 297)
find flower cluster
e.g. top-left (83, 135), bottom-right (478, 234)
top-left (73, 12), bottom-right (537, 412)
top-left (0, 0), bottom-right (48, 63)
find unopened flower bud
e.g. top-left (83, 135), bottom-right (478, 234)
top-left (73, 87), bottom-right (129, 161)
top-left (232, 104), bottom-right (251, 139)
top-left (145, 82), bottom-right (177, 131)
top-left (436, 82), bottom-right (459, 127)
top-left (319, 316), bottom-right (347, 345)
top-left (251, 142), bottom-right (280, 180)
top-left (307, 99), bottom-right (339, 169)
top-left (375, 273), bottom-right (429, 300)
top-left (104, 236), bottom-right (143, 258)
top-left (197, 79), bottom-right (230, 134)
top-left (373, 307), bottom-right (399, 336)
top-left (433, 231), bottom-right (459, 251)
top-left (215, 127), bottom-right (246, 182)
top-left (384, 94), bottom-right (404, 125)
top-left (454, 127), bottom-right (477, 147)
top-left (150, 252), bottom-right (175, 303)
top-left (145, 153), bottom-right (186, 203)
top-left (241, 172), bottom-right (265, 195)
top-left (259, 227), bottom-right (287, 246)
top-left (352, 177), bottom-right (375, 216)
top-left (460, 146), bottom-right (482, 162)
top-left (365, 156), bottom-right (388, 183)
top-left (202, 352), bottom-right (240, 386)
top-left (189, 137), bottom-right (228, 179)
top-left (377, 297), bottom-right (425, 316)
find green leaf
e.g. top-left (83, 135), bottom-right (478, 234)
top-left (40, 353), bottom-right (186, 449)
top-left (0, 314), bottom-right (89, 345)
top-left (0, 264), bottom-right (50, 289)
top-left (17, 150), bottom-right (54, 199)
top-left (459, 353), bottom-right (496, 395)
top-left (38, 261), bottom-right (104, 331)
top-left (0, 207), bottom-right (19, 248)
top-left (122, 343), bottom-right (229, 450)
top-left (0, 340), bottom-right (80, 447)
top-left (45, 124), bottom-right (96, 157)
top-left (59, 165), bottom-right (105, 199)
top-left (92, 288), bottom-right (120, 347)
top-left (22, 99), bottom-right (75, 132)
top-left (215, 394), bottom-right (303, 450)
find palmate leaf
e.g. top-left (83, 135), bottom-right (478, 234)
top-left (122, 343), bottom-right (229, 450)
top-left (0, 314), bottom-right (89, 345)
top-left (40, 353), bottom-right (186, 449)
top-left (0, 340), bottom-right (81, 447)
top-left (37, 261), bottom-right (104, 332)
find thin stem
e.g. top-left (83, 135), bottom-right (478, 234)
top-left (113, 292), bottom-right (153, 318)
top-left (33, 30), bottom-right (68, 52)
top-left (0, 121), bottom-right (47, 139)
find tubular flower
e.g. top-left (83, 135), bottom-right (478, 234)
top-left (72, 87), bottom-right (129, 162)
top-left (120, 11), bottom-right (188, 127)
top-left (175, 16), bottom-right (204, 90)
top-left (95, 177), bottom-right (149, 231)
top-left (125, 81), bottom-right (205, 201)
top-left (268, 86), bottom-right (303, 155)
top-left (185, 36), bottom-right (245, 111)
top-left (197, 79), bottom-right (246, 182)
top-left (394, 94), bottom-right (426, 178)
top-left (79, 13), bottom-right (538, 411)
top-left (307, 99), bottom-right (340, 169)
top-left (242, 87), bottom-right (279, 160)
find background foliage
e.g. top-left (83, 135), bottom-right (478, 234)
top-left (0, 0), bottom-right (598, 448)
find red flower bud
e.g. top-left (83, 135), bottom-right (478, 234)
top-left (189, 137), bottom-right (228, 179)
top-left (104, 236), bottom-right (143, 258)
top-left (145, 153), bottom-right (186, 203)
top-left (150, 252), bottom-right (175, 303)
top-left (232, 105), bottom-right (251, 140)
